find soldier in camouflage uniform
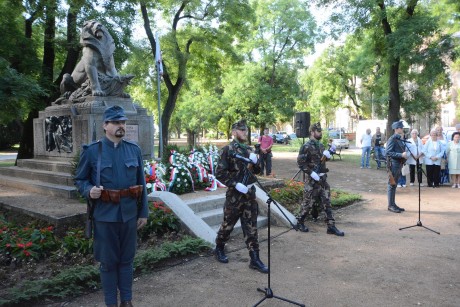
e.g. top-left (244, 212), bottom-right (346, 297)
top-left (296, 122), bottom-right (345, 236)
top-left (214, 119), bottom-right (268, 274)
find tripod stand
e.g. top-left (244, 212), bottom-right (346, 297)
top-left (249, 172), bottom-right (305, 307)
top-left (398, 140), bottom-right (440, 235)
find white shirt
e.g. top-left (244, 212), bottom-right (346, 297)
top-left (361, 133), bottom-right (372, 147)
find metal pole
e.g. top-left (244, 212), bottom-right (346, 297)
top-left (156, 62), bottom-right (163, 160)
top-left (155, 32), bottom-right (163, 160)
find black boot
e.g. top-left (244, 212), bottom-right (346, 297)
top-left (215, 244), bottom-right (228, 263)
top-left (249, 250), bottom-right (269, 274)
top-left (327, 225), bottom-right (345, 236)
top-left (296, 222), bottom-right (309, 232)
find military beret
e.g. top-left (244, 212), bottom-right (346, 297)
top-left (103, 105), bottom-right (128, 122)
top-left (231, 119), bottom-right (248, 130)
top-left (310, 122), bottom-right (322, 132)
top-left (391, 120), bottom-right (404, 129)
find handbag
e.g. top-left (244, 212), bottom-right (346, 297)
top-left (440, 158), bottom-right (447, 170)
top-left (401, 163), bottom-right (410, 176)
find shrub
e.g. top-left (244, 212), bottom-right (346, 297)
top-left (0, 220), bottom-right (59, 263)
top-left (138, 201), bottom-right (180, 240)
top-left (269, 180), bottom-right (362, 215)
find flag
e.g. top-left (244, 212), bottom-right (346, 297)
top-left (155, 33), bottom-right (163, 76)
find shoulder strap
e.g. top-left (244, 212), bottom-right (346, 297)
top-left (96, 142), bottom-right (102, 187)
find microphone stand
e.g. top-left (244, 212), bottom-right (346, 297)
top-left (236, 157), bottom-right (305, 307)
top-left (398, 138), bottom-right (440, 235)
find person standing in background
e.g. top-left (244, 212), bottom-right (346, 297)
top-left (258, 128), bottom-right (273, 177)
top-left (360, 128), bottom-right (372, 169)
top-left (446, 132), bottom-right (460, 188)
top-left (423, 129), bottom-right (444, 188)
top-left (371, 127), bottom-right (387, 169)
top-left (407, 129), bottom-right (424, 186)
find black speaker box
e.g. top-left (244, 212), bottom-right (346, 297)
top-left (295, 112), bottom-right (310, 138)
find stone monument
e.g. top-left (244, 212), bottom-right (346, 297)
top-left (33, 20), bottom-right (154, 160)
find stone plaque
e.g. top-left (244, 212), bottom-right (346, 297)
top-left (125, 124), bottom-right (139, 143)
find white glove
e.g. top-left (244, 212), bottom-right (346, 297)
top-left (323, 150), bottom-right (331, 159)
top-left (249, 153), bottom-right (258, 164)
top-left (310, 171), bottom-right (320, 181)
top-left (235, 183), bottom-right (249, 194)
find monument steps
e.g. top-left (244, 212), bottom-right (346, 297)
top-left (17, 157), bottom-right (74, 173)
top-left (182, 193), bottom-right (268, 236)
top-left (0, 165), bottom-right (74, 187)
top-left (0, 173), bottom-right (77, 199)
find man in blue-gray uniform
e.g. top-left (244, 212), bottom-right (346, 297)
top-left (75, 105), bottom-right (148, 307)
top-left (386, 120), bottom-right (408, 213)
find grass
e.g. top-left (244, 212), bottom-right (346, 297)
top-left (0, 161), bottom-right (14, 167)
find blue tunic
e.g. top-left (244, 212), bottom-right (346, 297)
top-left (74, 137), bottom-right (149, 223)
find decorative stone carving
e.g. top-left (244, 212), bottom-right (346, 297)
top-left (55, 20), bottom-right (133, 104)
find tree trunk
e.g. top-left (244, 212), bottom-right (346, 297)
top-left (386, 61), bottom-right (401, 137)
top-left (54, 3), bottom-right (81, 94)
top-left (18, 0), bottom-right (57, 160)
top-left (186, 129), bottom-right (195, 148)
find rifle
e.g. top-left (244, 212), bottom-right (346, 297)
top-left (313, 155), bottom-right (327, 175)
top-left (386, 157), bottom-right (396, 186)
top-left (85, 141), bottom-right (101, 239)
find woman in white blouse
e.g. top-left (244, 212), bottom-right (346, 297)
top-left (407, 129), bottom-right (424, 186)
top-left (446, 132), bottom-right (460, 188)
top-left (423, 129), bottom-right (444, 188)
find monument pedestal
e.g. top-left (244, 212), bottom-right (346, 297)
top-left (33, 98), bottom-right (155, 160)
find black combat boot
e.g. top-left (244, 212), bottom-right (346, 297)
top-left (388, 205), bottom-right (401, 213)
top-left (327, 225), bottom-right (345, 236)
top-left (394, 204), bottom-right (405, 212)
top-left (215, 244), bottom-right (229, 263)
top-left (296, 222), bottom-right (309, 232)
top-left (249, 250), bottom-right (269, 274)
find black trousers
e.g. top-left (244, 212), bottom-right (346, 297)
top-left (409, 162), bottom-right (423, 184)
top-left (426, 164), bottom-right (440, 187)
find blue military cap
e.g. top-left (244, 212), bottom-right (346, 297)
top-left (103, 105), bottom-right (128, 122)
top-left (391, 120), bottom-right (404, 129)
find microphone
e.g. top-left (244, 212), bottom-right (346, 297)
top-left (230, 152), bottom-right (255, 164)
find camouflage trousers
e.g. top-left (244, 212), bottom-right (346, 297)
top-left (215, 190), bottom-right (259, 251)
top-left (297, 176), bottom-right (335, 226)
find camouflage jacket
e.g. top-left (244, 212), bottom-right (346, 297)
top-left (216, 140), bottom-right (260, 188)
top-left (297, 138), bottom-right (328, 175)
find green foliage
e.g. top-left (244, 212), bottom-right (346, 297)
top-left (269, 179), bottom-right (362, 215)
top-left (56, 229), bottom-right (93, 257)
top-left (0, 220), bottom-right (59, 262)
top-left (138, 202), bottom-right (181, 240)
top-left (0, 265), bottom-right (100, 306)
top-left (134, 236), bottom-right (211, 273)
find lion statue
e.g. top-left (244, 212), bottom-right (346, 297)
top-left (57, 20), bottom-right (133, 104)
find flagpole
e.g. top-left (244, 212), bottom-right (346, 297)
top-left (155, 32), bottom-right (163, 160)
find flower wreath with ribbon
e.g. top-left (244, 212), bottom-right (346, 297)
top-left (143, 160), bottom-right (168, 193)
top-left (203, 144), bottom-right (226, 191)
top-left (168, 150), bottom-right (194, 193)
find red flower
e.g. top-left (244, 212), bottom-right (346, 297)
top-left (23, 250), bottom-right (31, 257)
top-left (25, 242), bottom-right (33, 248)
top-left (47, 226), bottom-right (54, 231)
top-left (16, 243), bottom-right (25, 249)
top-left (6, 243), bottom-right (11, 248)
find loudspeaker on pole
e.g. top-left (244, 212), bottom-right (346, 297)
top-left (295, 112), bottom-right (310, 138)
